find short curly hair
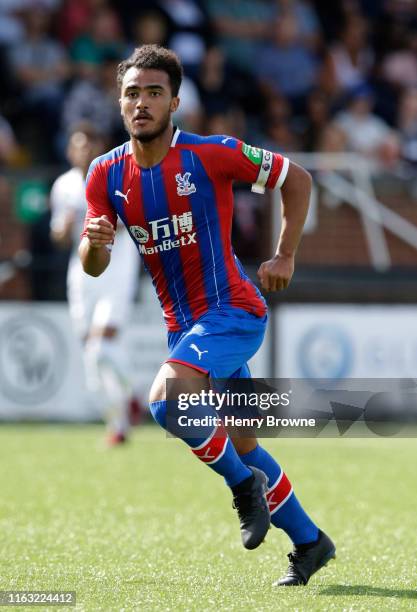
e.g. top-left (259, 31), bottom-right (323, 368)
top-left (117, 45), bottom-right (183, 96)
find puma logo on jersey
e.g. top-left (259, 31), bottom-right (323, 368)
top-left (221, 137), bottom-right (233, 144)
top-left (189, 343), bottom-right (208, 360)
top-left (176, 172), bottom-right (196, 196)
top-left (115, 188), bottom-right (131, 204)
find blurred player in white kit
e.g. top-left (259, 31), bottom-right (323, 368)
top-left (50, 123), bottom-right (140, 445)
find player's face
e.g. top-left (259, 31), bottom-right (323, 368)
top-left (120, 68), bottom-right (179, 143)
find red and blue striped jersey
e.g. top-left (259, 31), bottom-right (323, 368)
top-left (83, 129), bottom-right (289, 331)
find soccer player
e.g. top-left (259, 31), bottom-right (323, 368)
top-left (79, 45), bottom-right (336, 585)
top-left (50, 123), bottom-right (140, 446)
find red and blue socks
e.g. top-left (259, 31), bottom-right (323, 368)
top-left (150, 400), bottom-right (319, 545)
top-left (150, 399), bottom-right (252, 487)
top-left (240, 444), bottom-right (319, 545)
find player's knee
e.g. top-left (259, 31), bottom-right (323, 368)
top-left (149, 369), bottom-right (167, 403)
top-left (149, 361), bottom-right (208, 404)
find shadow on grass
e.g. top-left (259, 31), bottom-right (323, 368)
top-left (320, 585), bottom-right (417, 599)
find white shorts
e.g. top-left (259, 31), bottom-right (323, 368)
top-left (68, 229), bottom-right (140, 338)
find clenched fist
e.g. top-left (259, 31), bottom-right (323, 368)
top-left (85, 215), bottom-right (115, 248)
top-left (257, 254), bottom-right (294, 292)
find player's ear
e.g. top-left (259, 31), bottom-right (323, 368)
top-left (170, 97), bottom-right (180, 113)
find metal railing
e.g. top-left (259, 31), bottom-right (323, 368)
top-left (273, 153), bottom-right (417, 271)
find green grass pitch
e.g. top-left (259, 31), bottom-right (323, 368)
top-left (0, 424), bottom-right (416, 611)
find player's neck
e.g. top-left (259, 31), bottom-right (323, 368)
top-left (131, 124), bottom-right (175, 169)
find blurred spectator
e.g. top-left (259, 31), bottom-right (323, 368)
top-left (320, 15), bottom-right (374, 98)
top-left (311, 0), bottom-right (344, 42)
top-left (381, 28), bottom-right (417, 89)
top-left (127, 10), bottom-right (169, 50)
top-left (334, 85), bottom-right (400, 164)
top-left (397, 87), bottom-right (417, 166)
top-left (262, 120), bottom-right (299, 153)
top-left (57, 0), bottom-right (111, 47)
top-left (0, 0), bottom-right (26, 46)
top-left (2, 0), bottom-right (417, 299)
top-left (157, 0), bottom-right (211, 78)
top-left (8, 4), bottom-right (70, 161)
top-left (260, 95), bottom-right (299, 152)
top-left (206, 0), bottom-right (273, 74)
top-left (232, 188), bottom-right (264, 260)
top-left (204, 106), bottom-right (248, 140)
top-left (0, 115), bottom-right (19, 166)
top-left (257, 14), bottom-right (319, 112)
top-left (9, 5), bottom-right (69, 95)
top-left (70, 6), bottom-right (124, 70)
top-left (197, 45), bottom-right (260, 119)
top-left (0, 44), bottom-right (21, 112)
top-left (61, 53), bottom-right (124, 148)
top-left (174, 76), bottom-right (204, 132)
top-left (300, 88), bottom-right (332, 151)
top-left (318, 122), bottom-right (348, 153)
top-left (50, 122), bottom-right (140, 443)
top-left (382, 0), bottom-right (417, 22)
top-left (1, 0), bottom-right (414, 175)
top-left (273, 0), bottom-right (322, 51)
top-left (197, 46), bottom-right (231, 116)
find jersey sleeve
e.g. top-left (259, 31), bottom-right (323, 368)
top-left (81, 159), bottom-right (117, 238)
top-left (202, 137), bottom-right (289, 193)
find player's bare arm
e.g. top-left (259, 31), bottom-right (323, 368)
top-left (79, 215), bottom-right (114, 277)
top-left (257, 161), bottom-right (312, 292)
